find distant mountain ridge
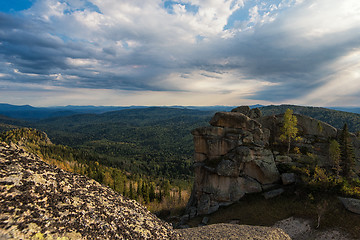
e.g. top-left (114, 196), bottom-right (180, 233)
top-left (0, 103), bottom-right (266, 120)
top-left (1, 103), bottom-right (360, 121)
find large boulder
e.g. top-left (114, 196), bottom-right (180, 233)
top-left (338, 197), bottom-right (360, 214)
top-left (189, 107), bottom-right (280, 216)
top-left (177, 223), bottom-right (291, 240)
top-left (0, 142), bottom-right (178, 240)
top-left (231, 106), bottom-right (262, 119)
top-left (210, 112), bottom-right (261, 130)
top-left (240, 148), bottom-right (280, 184)
top-left (231, 106), bottom-right (251, 115)
top-left (281, 173), bottom-right (296, 185)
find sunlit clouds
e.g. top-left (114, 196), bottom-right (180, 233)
top-left (0, 0), bottom-right (359, 106)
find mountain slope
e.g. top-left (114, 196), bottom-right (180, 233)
top-left (0, 142), bottom-right (178, 240)
top-left (31, 107), bottom-right (214, 180)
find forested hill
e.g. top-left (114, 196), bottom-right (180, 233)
top-left (0, 114), bottom-right (26, 132)
top-left (30, 107), bottom-right (214, 180)
top-left (0, 105), bottom-right (359, 181)
top-left (260, 105), bottom-right (360, 133)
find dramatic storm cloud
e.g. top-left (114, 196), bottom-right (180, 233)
top-left (0, 0), bottom-right (359, 106)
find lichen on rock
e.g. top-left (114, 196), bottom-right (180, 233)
top-left (0, 142), bottom-right (178, 240)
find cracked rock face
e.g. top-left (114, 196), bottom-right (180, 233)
top-left (0, 142), bottom-right (178, 240)
top-left (189, 107), bottom-right (280, 216)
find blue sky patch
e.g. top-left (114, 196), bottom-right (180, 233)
top-left (0, 0), bottom-right (33, 13)
top-left (164, 1), bottom-right (199, 14)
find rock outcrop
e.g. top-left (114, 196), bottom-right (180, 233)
top-left (338, 197), bottom-right (360, 215)
top-left (187, 106), bottom-right (360, 217)
top-left (177, 223), bottom-right (291, 240)
top-left (188, 107), bottom-right (280, 216)
top-left (0, 142), bottom-right (178, 240)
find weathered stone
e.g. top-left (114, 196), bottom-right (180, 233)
top-left (231, 106), bottom-right (250, 115)
top-left (208, 202), bottom-right (220, 214)
top-left (263, 188), bottom-right (285, 199)
top-left (194, 153), bottom-right (207, 162)
top-left (275, 155), bottom-right (292, 163)
top-left (225, 133), bottom-right (243, 145)
top-left (242, 131), bottom-right (254, 144)
top-left (338, 197), bottom-right (360, 214)
top-left (249, 108), bottom-right (262, 119)
top-left (258, 113), bottom-right (338, 139)
top-left (177, 223), bottom-right (291, 240)
top-left (236, 177), bottom-right (262, 193)
top-left (216, 159), bottom-right (239, 177)
top-left (180, 214), bottom-right (190, 225)
top-left (201, 174), bottom-right (231, 195)
top-left (252, 128), bottom-right (265, 146)
top-left (229, 179), bottom-right (246, 202)
top-left (242, 149), bottom-right (280, 184)
top-left (210, 112), bottom-right (261, 130)
top-left (281, 173), bottom-right (296, 185)
top-left (207, 137), bottom-right (237, 157)
top-left (262, 183), bottom-right (280, 191)
top-left (193, 135), bottom-right (208, 154)
top-left (234, 146), bottom-right (252, 161)
top-left (197, 194), bottom-right (211, 215)
top-left (193, 135), bottom-right (237, 157)
top-left (192, 126), bottom-right (226, 137)
top-left (201, 216), bottom-right (209, 225)
top-left (0, 142), bottom-right (178, 240)
top-left (229, 190), bottom-right (246, 202)
top-left (189, 107), bottom-right (286, 216)
top-left (295, 114), bottom-right (337, 138)
top-left (189, 207), bottom-right (197, 218)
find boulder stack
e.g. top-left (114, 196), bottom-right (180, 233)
top-left (186, 106), bottom-right (360, 217)
top-left (188, 107), bottom-right (279, 216)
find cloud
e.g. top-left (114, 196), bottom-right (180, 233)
top-left (0, 0), bottom-right (360, 106)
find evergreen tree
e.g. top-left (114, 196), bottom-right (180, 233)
top-left (129, 181), bottom-right (134, 199)
top-left (122, 180), bottom-right (127, 197)
top-left (162, 179), bottom-right (171, 199)
top-left (142, 181), bottom-right (150, 203)
top-left (280, 109), bottom-right (300, 154)
top-left (178, 186), bottom-right (182, 203)
top-left (149, 183), bottom-right (156, 202)
top-left (340, 123), bottom-right (355, 178)
top-left (329, 140), bottom-right (341, 177)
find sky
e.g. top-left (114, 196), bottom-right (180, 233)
top-left (0, 0), bottom-right (360, 107)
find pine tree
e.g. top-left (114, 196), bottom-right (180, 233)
top-left (329, 140), bottom-right (341, 177)
top-left (149, 183), bottom-right (156, 202)
top-left (340, 123), bottom-right (355, 178)
top-left (162, 179), bottom-right (171, 198)
top-left (280, 109), bottom-right (300, 154)
top-left (142, 181), bottom-right (150, 203)
top-left (122, 179), bottom-right (127, 197)
top-left (178, 186), bottom-right (182, 203)
top-left (129, 181), bottom-right (134, 199)
top-left (135, 181), bottom-right (141, 201)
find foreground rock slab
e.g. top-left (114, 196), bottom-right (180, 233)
top-left (0, 142), bottom-right (178, 240)
top-left (176, 223), bottom-right (291, 240)
top-left (339, 197), bottom-right (360, 215)
top-left (274, 217), bottom-right (354, 240)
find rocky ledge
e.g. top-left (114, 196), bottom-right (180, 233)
top-left (0, 142), bottom-right (178, 240)
top-left (186, 106), bottom-right (359, 217)
top-left (177, 223), bottom-right (290, 240)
